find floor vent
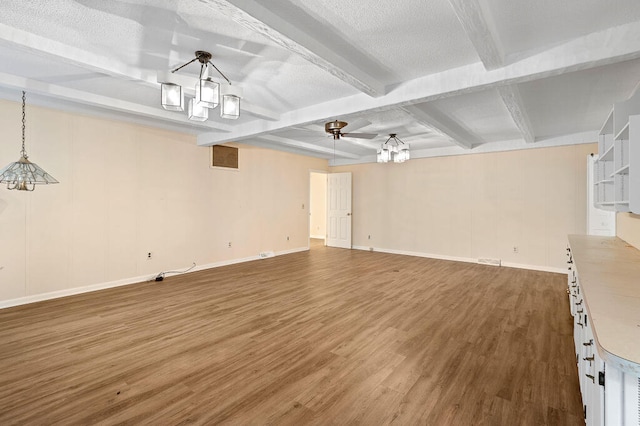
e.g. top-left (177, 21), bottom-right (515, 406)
top-left (478, 258), bottom-right (501, 266)
top-left (259, 251), bottom-right (275, 259)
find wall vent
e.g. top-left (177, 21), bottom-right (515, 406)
top-left (259, 251), bottom-right (275, 259)
top-left (478, 258), bottom-right (501, 266)
top-left (212, 145), bottom-right (238, 169)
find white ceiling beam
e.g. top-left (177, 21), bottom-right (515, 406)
top-left (497, 85), bottom-right (535, 144)
top-left (400, 105), bottom-right (475, 149)
top-left (202, 0), bottom-right (386, 96)
top-left (259, 135), bottom-right (361, 159)
top-left (0, 23), bottom-right (155, 84)
top-left (444, 4), bottom-right (535, 143)
top-left (447, 0), bottom-right (503, 70)
top-left (198, 20), bottom-right (640, 146)
top-left (0, 71), bottom-right (233, 132)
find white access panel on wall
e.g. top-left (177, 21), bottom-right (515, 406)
top-left (326, 172), bottom-right (352, 249)
top-left (588, 155), bottom-right (616, 236)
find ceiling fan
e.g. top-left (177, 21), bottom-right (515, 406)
top-left (324, 120), bottom-right (377, 140)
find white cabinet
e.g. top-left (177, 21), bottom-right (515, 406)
top-left (566, 237), bottom-right (640, 426)
top-left (594, 94), bottom-right (640, 213)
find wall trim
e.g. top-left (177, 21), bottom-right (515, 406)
top-left (352, 246), bottom-right (567, 274)
top-left (310, 234), bottom-right (325, 240)
top-left (0, 246), bottom-right (310, 310)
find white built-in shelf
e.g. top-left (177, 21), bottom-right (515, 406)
top-left (595, 178), bottom-right (614, 184)
top-left (612, 165), bottom-right (629, 175)
top-left (594, 94), bottom-right (640, 213)
top-left (600, 143), bottom-right (614, 161)
top-left (599, 108), bottom-right (613, 135)
top-left (614, 122), bottom-right (629, 140)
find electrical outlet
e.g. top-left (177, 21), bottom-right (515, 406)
top-left (513, 246), bottom-right (519, 254)
top-left (147, 252), bottom-right (152, 259)
top-left (368, 235), bottom-right (371, 240)
top-left (228, 242), bottom-right (232, 248)
top-left (286, 236), bottom-right (289, 241)
top-left (301, 203), bottom-right (304, 209)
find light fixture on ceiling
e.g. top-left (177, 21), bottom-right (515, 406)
top-left (159, 50), bottom-right (242, 120)
top-left (377, 134), bottom-right (410, 163)
top-left (0, 91), bottom-right (59, 191)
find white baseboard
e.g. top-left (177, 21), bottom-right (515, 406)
top-left (0, 246), bottom-right (310, 310)
top-left (275, 246), bottom-right (309, 256)
top-left (310, 234), bottom-right (325, 240)
top-left (0, 274), bottom-right (151, 310)
top-left (352, 246), bottom-right (567, 274)
top-left (500, 261), bottom-right (566, 274)
top-left (352, 245), bottom-right (475, 264)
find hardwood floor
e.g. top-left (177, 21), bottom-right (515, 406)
top-left (0, 243), bottom-right (584, 425)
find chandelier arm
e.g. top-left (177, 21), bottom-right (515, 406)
top-left (207, 61), bottom-right (231, 85)
top-left (171, 57), bottom-right (199, 73)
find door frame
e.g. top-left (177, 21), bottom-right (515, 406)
top-left (308, 169), bottom-right (328, 246)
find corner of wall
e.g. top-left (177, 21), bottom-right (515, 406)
top-left (616, 212), bottom-right (640, 249)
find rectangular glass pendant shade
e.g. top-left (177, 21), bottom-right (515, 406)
top-left (220, 84), bottom-right (242, 120)
top-left (221, 95), bottom-right (240, 119)
top-left (188, 98), bottom-right (208, 121)
top-left (161, 83), bottom-right (184, 111)
top-left (195, 78), bottom-right (219, 108)
top-left (377, 147), bottom-right (390, 163)
top-left (399, 146), bottom-right (410, 162)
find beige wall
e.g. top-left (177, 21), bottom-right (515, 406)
top-left (332, 143), bottom-right (595, 271)
top-left (0, 99), bottom-right (327, 304)
top-left (616, 213), bottom-right (640, 249)
top-left (309, 172), bottom-right (327, 239)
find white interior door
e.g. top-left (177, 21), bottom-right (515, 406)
top-left (327, 172), bottom-right (352, 248)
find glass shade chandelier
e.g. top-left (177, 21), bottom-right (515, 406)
top-left (160, 50), bottom-right (242, 120)
top-left (377, 133), bottom-right (410, 163)
top-left (0, 91), bottom-right (58, 191)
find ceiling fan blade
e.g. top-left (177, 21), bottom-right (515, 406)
top-left (341, 132), bottom-right (377, 139)
top-left (342, 118), bottom-right (371, 132)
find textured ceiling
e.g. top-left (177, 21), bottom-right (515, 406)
top-left (0, 0), bottom-right (640, 164)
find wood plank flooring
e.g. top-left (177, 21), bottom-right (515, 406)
top-left (0, 241), bottom-right (584, 425)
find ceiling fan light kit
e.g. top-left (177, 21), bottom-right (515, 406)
top-left (160, 50), bottom-right (241, 121)
top-left (0, 91), bottom-right (59, 191)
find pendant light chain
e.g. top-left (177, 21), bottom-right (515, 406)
top-left (21, 91), bottom-right (27, 159)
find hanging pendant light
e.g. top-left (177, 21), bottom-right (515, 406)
top-left (377, 134), bottom-right (410, 164)
top-left (0, 92), bottom-right (59, 191)
top-left (158, 50), bottom-right (240, 121)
